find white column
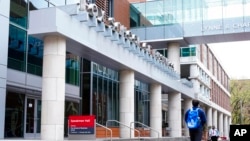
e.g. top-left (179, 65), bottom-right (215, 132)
top-left (190, 64), bottom-right (199, 78)
top-left (167, 42), bottom-right (182, 137)
top-left (218, 112), bottom-right (223, 136)
top-left (168, 42), bottom-right (180, 73)
top-left (41, 35), bottom-right (66, 141)
top-left (168, 92), bottom-right (182, 137)
top-left (183, 98), bottom-right (192, 136)
top-left (224, 115), bottom-right (229, 138)
top-left (212, 109), bottom-right (218, 128)
top-left (119, 70), bottom-right (134, 138)
top-left (207, 107), bottom-right (212, 128)
top-left (190, 65), bottom-right (200, 98)
top-left (0, 0), bottom-right (10, 138)
top-left (228, 117), bottom-right (231, 125)
top-left (150, 83), bottom-right (162, 137)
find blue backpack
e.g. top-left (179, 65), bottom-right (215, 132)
top-left (186, 108), bottom-right (201, 129)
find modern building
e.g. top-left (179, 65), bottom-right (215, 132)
top-left (0, 0), bottom-right (232, 140)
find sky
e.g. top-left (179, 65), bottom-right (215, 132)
top-left (208, 41), bottom-right (250, 80)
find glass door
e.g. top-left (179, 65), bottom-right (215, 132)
top-left (24, 97), bottom-right (41, 138)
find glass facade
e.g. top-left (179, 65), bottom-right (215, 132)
top-left (91, 62), bottom-right (119, 125)
top-left (131, 0), bottom-right (250, 26)
top-left (4, 90), bottom-right (80, 138)
top-left (8, 0), bottom-right (80, 85)
top-left (130, 0), bottom-right (250, 37)
top-left (134, 80), bottom-right (150, 126)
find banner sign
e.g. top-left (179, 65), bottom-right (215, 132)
top-left (230, 124), bottom-right (250, 140)
top-left (68, 115), bottom-right (95, 134)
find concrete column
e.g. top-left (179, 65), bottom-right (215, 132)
top-left (218, 112), bottom-right (223, 136)
top-left (212, 109), bottom-right (218, 128)
top-left (190, 65), bottom-right (200, 98)
top-left (41, 35), bottom-right (66, 141)
top-left (0, 0), bottom-right (10, 138)
top-left (119, 70), bottom-right (134, 138)
top-left (224, 115), bottom-right (229, 138)
top-left (228, 117), bottom-right (231, 125)
top-left (190, 64), bottom-right (199, 78)
top-left (150, 83), bottom-right (162, 137)
top-left (168, 42), bottom-right (180, 73)
top-left (167, 42), bottom-right (182, 137)
top-left (207, 107), bottom-right (212, 128)
top-left (183, 98), bottom-right (192, 136)
top-left (168, 92), bottom-right (182, 137)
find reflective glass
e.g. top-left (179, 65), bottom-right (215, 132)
top-left (91, 63), bottom-right (119, 126)
top-left (180, 47), bottom-right (196, 57)
top-left (134, 80), bottom-right (150, 126)
top-left (10, 0), bottom-right (28, 28)
top-left (64, 101), bottom-right (79, 136)
top-left (4, 92), bottom-right (25, 137)
top-left (8, 25), bottom-right (27, 72)
top-left (66, 53), bottom-right (80, 85)
top-left (27, 36), bottom-right (43, 76)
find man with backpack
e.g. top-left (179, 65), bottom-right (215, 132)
top-left (184, 99), bottom-right (207, 141)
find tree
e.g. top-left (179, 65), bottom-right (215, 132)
top-left (230, 80), bottom-right (250, 124)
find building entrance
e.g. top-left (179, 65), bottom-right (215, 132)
top-left (24, 97), bottom-right (41, 139)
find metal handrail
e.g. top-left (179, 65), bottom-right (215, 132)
top-left (130, 121), bottom-right (160, 140)
top-left (106, 120), bottom-right (140, 139)
top-left (96, 122), bottom-right (112, 141)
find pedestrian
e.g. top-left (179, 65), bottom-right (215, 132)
top-left (185, 99), bottom-right (207, 141)
top-left (209, 125), bottom-right (219, 141)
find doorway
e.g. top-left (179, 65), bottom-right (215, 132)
top-left (24, 97), bottom-right (41, 138)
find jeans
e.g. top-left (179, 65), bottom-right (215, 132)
top-left (189, 128), bottom-right (203, 141)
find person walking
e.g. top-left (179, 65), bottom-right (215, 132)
top-left (209, 125), bottom-right (219, 141)
top-left (185, 99), bottom-right (207, 141)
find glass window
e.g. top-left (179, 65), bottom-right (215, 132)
top-left (64, 101), bottom-right (79, 136)
top-left (180, 46), bottom-right (196, 57)
top-left (91, 63), bottom-right (119, 126)
top-left (27, 36), bottom-right (43, 76)
top-left (66, 53), bottom-right (80, 85)
top-left (8, 25), bottom-right (27, 72)
top-left (180, 47), bottom-right (190, 57)
top-left (10, 0), bottom-right (28, 28)
top-left (5, 92), bottom-right (25, 138)
top-left (134, 80), bottom-right (150, 126)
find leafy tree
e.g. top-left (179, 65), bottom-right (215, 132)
top-left (230, 80), bottom-right (250, 124)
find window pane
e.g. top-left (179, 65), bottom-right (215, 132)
top-left (27, 36), bottom-right (43, 76)
top-left (5, 92), bottom-right (25, 137)
top-left (10, 0), bottom-right (28, 28)
top-left (8, 25), bottom-right (27, 72)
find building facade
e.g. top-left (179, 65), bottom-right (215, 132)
top-left (0, 0), bottom-right (231, 140)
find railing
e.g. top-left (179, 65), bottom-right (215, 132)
top-left (106, 120), bottom-right (140, 139)
top-left (96, 122), bottom-right (112, 141)
top-left (130, 121), bottom-right (160, 140)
